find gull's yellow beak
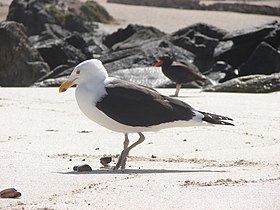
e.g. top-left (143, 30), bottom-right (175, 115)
top-left (59, 79), bottom-right (75, 93)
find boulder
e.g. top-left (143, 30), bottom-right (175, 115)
top-left (111, 26), bottom-right (166, 51)
top-left (239, 42), bottom-right (280, 76)
top-left (0, 21), bottom-right (50, 86)
top-left (103, 24), bottom-right (165, 49)
top-left (214, 22), bottom-right (280, 68)
top-left (7, 0), bottom-right (60, 35)
top-left (35, 38), bottom-right (90, 70)
top-left (172, 23), bottom-right (228, 40)
top-left (171, 23), bottom-right (226, 72)
top-left (222, 21), bottom-right (277, 44)
top-left (6, 0), bottom-right (109, 35)
top-left (204, 73), bottom-right (280, 93)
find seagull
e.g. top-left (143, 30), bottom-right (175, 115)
top-left (154, 56), bottom-right (207, 97)
top-left (59, 59), bottom-right (234, 170)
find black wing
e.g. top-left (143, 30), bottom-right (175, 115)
top-left (96, 79), bottom-right (195, 127)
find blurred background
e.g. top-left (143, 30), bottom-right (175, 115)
top-left (0, 0), bottom-right (279, 93)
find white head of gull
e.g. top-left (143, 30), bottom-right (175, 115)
top-left (59, 59), bottom-right (234, 170)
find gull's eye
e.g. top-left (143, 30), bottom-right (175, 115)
top-left (76, 70), bottom-right (80, 74)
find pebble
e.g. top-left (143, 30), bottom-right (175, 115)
top-left (100, 156), bottom-right (112, 166)
top-left (0, 188), bottom-right (21, 198)
top-left (73, 164), bottom-right (92, 172)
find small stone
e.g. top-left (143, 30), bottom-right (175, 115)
top-left (151, 155), bottom-right (157, 158)
top-left (73, 164), bottom-right (92, 172)
top-left (0, 188), bottom-right (21, 198)
top-left (100, 156), bottom-right (112, 166)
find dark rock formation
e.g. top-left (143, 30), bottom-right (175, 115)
top-left (0, 21), bottom-right (50, 86)
top-left (214, 21), bottom-right (279, 69)
top-left (6, 0), bottom-right (112, 35)
top-left (171, 23), bottom-right (227, 72)
top-left (103, 24), bottom-right (165, 49)
top-left (35, 34), bottom-right (92, 70)
top-left (239, 42), bottom-right (280, 76)
top-left (204, 73), bottom-right (280, 93)
top-left (2, 0), bottom-right (280, 93)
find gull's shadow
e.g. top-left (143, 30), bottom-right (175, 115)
top-left (59, 168), bottom-right (227, 175)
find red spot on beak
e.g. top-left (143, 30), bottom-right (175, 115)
top-left (61, 88), bottom-right (66, 92)
top-left (153, 60), bottom-right (163, 67)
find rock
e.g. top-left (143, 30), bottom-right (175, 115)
top-left (36, 64), bottom-right (74, 82)
top-left (264, 26), bottom-right (280, 50)
top-left (7, 0), bottom-right (60, 35)
top-left (171, 23), bottom-right (226, 72)
top-left (34, 76), bottom-right (68, 87)
top-left (222, 21), bottom-right (277, 44)
top-left (214, 22), bottom-right (279, 68)
top-left (29, 24), bottom-right (72, 42)
top-left (63, 12), bottom-right (93, 33)
top-left (36, 38), bottom-right (90, 69)
top-left (111, 26), bottom-right (165, 51)
top-left (0, 21), bottom-right (50, 86)
top-left (103, 24), bottom-right (165, 50)
top-left (101, 29), bottom-right (196, 73)
top-left (204, 73), bottom-right (280, 93)
top-left (103, 24), bottom-right (149, 48)
top-left (100, 156), bottom-right (112, 166)
top-left (214, 40), bottom-right (259, 68)
top-left (172, 23), bottom-right (228, 40)
top-left (206, 61), bottom-right (237, 83)
top-left (104, 41), bottom-right (195, 73)
top-left (239, 42), bottom-right (280, 76)
top-left (79, 0), bottom-right (114, 23)
top-left (172, 33), bottom-right (219, 72)
top-left (73, 164), bottom-right (92, 172)
top-left (6, 0), bottom-right (108, 35)
top-left (0, 188), bottom-right (21, 198)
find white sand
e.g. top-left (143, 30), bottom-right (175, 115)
top-left (0, 88), bottom-right (279, 209)
top-left (1, 0), bottom-right (279, 32)
top-left (94, 0), bottom-right (280, 33)
top-left (0, 1), bottom-right (280, 209)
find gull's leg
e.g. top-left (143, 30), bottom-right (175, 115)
top-left (114, 132), bottom-right (145, 170)
top-left (121, 133), bottom-right (129, 169)
top-left (123, 133), bottom-right (129, 150)
top-left (174, 83), bottom-right (181, 97)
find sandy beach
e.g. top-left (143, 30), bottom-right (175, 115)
top-left (0, 1), bottom-right (280, 209)
top-left (0, 88), bottom-right (279, 209)
top-left (94, 0), bottom-right (280, 33)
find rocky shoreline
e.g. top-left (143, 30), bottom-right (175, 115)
top-left (0, 0), bottom-right (279, 93)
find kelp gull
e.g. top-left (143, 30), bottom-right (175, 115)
top-left (59, 59), bottom-right (234, 170)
